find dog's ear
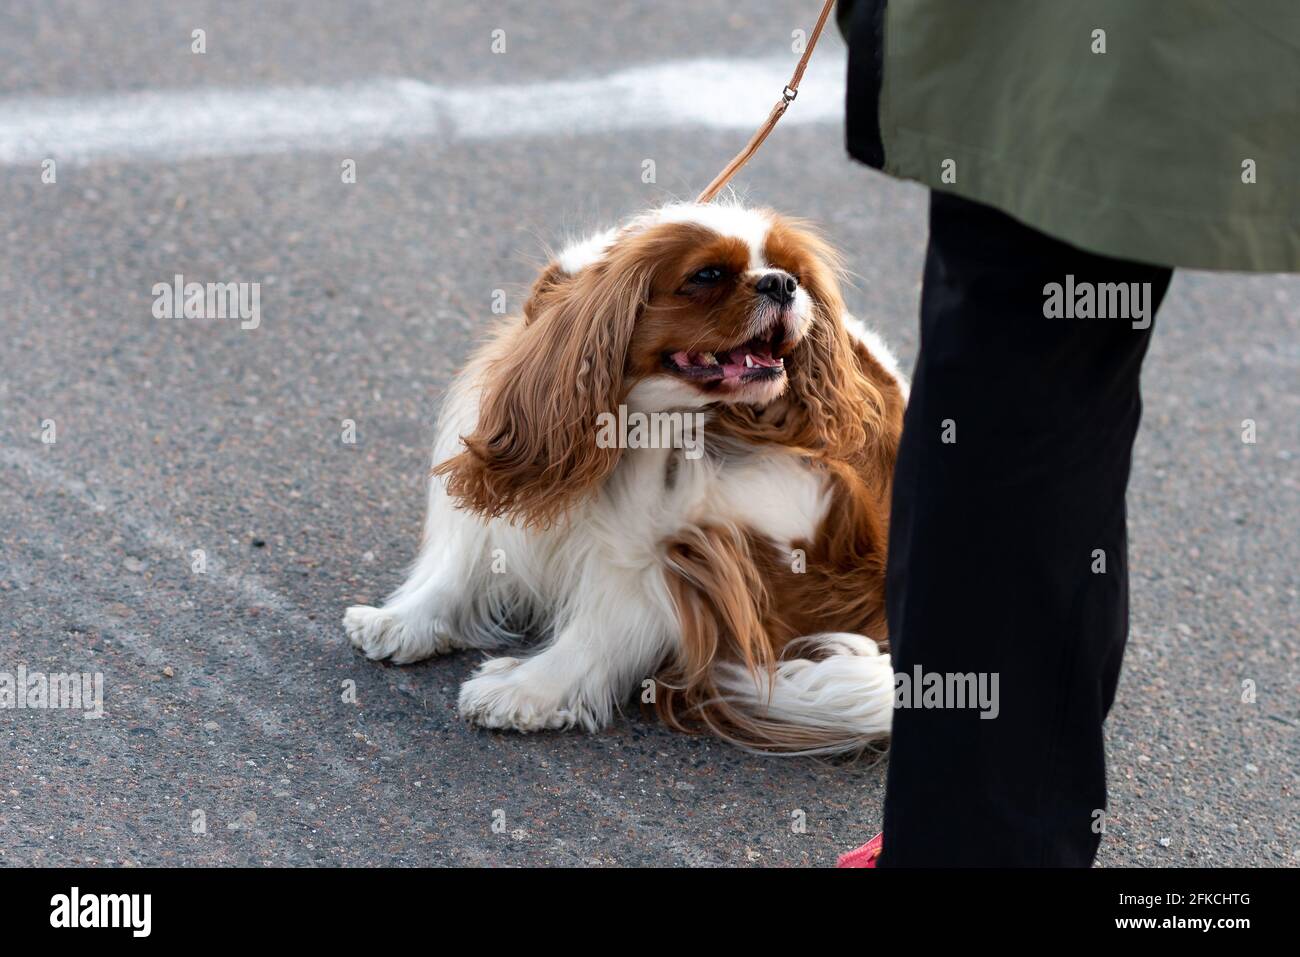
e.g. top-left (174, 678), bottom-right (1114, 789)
top-left (784, 224), bottom-right (904, 476)
top-left (436, 255), bottom-right (651, 528)
top-left (522, 261), bottom-right (568, 325)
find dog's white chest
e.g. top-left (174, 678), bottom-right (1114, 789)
top-left (599, 442), bottom-right (831, 553)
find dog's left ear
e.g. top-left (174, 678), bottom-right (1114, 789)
top-left (436, 255), bottom-right (651, 529)
top-left (784, 226), bottom-right (889, 457)
top-left (522, 262), bottom-right (568, 325)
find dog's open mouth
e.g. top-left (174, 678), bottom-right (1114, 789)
top-left (663, 331), bottom-right (787, 388)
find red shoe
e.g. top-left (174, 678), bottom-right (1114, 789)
top-left (836, 832), bottom-right (883, 868)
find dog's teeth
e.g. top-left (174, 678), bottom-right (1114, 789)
top-left (701, 352), bottom-right (718, 366)
top-left (744, 354), bottom-right (754, 368)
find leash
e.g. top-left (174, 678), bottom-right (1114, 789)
top-left (695, 0), bottom-right (839, 204)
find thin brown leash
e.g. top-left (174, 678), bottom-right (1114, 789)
top-left (694, 0), bottom-right (839, 204)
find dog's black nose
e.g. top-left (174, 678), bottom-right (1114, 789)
top-left (755, 271), bottom-right (798, 306)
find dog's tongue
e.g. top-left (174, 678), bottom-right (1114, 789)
top-left (669, 341), bottom-right (781, 380)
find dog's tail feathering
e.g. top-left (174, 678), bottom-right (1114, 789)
top-left (656, 525), bottom-right (893, 756)
top-left (657, 632), bottom-right (894, 757)
top-left (717, 632), bottom-right (893, 755)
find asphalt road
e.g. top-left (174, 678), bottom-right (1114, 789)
top-left (0, 1), bottom-right (1295, 867)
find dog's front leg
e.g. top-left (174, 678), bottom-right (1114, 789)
top-left (458, 565), bottom-right (673, 733)
top-left (345, 476), bottom-right (515, 664)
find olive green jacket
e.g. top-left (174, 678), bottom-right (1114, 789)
top-left (839, 0), bottom-right (1300, 271)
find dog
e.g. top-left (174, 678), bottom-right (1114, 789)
top-left (345, 201), bottom-right (908, 754)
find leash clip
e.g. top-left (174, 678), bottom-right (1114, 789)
top-left (693, 0), bottom-right (833, 203)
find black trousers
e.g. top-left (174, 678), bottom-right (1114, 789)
top-left (879, 193), bottom-right (1173, 867)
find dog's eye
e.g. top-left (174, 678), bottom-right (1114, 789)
top-left (689, 266), bottom-right (726, 285)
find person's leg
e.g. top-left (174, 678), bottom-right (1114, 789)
top-left (879, 192), bottom-right (1173, 867)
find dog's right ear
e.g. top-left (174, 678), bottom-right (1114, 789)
top-left (522, 261), bottom-right (569, 325)
top-left (436, 252), bottom-right (652, 529)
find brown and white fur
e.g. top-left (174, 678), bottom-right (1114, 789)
top-left (344, 201), bottom-right (908, 755)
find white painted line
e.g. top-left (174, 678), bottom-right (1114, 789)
top-left (0, 446), bottom-right (305, 633)
top-left (0, 446), bottom-right (724, 866)
top-left (0, 55), bottom-right (845, 167)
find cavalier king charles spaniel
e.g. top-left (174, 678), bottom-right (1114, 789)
top-left (345, 201), bottom-right (908, 754)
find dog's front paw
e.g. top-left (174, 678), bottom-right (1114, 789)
top-left (458, 657), bottom-right (599, 732)
top-left (344, 605), bottom-right (451, 664)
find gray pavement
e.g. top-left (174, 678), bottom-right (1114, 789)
top-left (0, 1), bottom-right (1295, 867)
